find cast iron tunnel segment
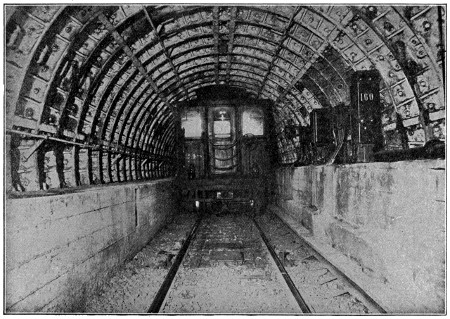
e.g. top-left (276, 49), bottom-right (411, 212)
top-left (147, 213), bottom-right (203, 313)
top-left (252, 218), bottom-right (312, 314)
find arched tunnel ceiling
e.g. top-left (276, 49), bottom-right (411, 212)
top-left (5, 5), bottom-right (446, 189)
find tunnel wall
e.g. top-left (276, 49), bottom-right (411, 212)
top-left (274, 160), bottom-right (445, 313)
top-left (5, 178), bottom-right (177, 312)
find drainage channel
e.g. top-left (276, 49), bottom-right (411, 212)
top-left (147, 213), bottom-right (203, 313)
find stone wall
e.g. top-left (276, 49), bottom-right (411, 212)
top-left (5, 178), bottom-right (177, 312)
top-left (275, 160), bottom-right (445, 313)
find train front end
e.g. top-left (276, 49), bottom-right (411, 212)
top-left (175, 87), bottom-right (277, 216)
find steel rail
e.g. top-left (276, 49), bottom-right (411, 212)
top-left (147, 213), bottom-right (203, 313)
top-left (252, 217), bottom-right (312, 313)
top-left (269, 213), bottom-right (388, 314)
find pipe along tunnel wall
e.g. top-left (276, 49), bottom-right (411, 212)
top-left (274, 159), bottom-right (445, 313)
top-left (5, 179), bottom-right (177, 312)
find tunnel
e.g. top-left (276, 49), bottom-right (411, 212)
top-left (4, 4), bottom-right (446, 314)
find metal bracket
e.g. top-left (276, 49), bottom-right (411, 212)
top-left (111, 154), bottom-right (123, 166)
top-left (21, 139), bottom-right (45, 162)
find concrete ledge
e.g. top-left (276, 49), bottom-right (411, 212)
top-left (274, 160), bottom-right (445, 313)
top-left (5, 178), bottom-right (177, 313)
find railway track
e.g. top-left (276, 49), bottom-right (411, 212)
top-left (254, 212), bottom-right (386, 314)
top-left (147, 215), bottom-right (203, 313)
top-left (146, 211), bottom-right (386, 314)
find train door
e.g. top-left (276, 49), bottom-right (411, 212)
top-left (208, 107), bottom-right (237, 174)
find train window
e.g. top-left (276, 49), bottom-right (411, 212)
top-left (214, 121), bottom-right (231, 137)
top-left (213, 109), bottom-right (231, 138)
top-left (242, 108), bottom-right (264, 135)
top-left (181, 110), bottom-right (202, 138)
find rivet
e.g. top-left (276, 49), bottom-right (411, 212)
top-left (423, 21), bottom-right (431, 31)
top-left (384, 21), bottom-right (394, 31)
top-left (25, 107), bottom-right (34, 118)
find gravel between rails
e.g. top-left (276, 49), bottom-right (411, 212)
top-left (160, 213), bottom-right (302, 314)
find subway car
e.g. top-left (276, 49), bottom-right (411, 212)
top-left (175, 87), bottom-right (277, 215)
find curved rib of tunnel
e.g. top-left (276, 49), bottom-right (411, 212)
top-left (5, 5), bottom-right (445, 314)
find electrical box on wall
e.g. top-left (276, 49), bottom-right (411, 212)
top-left (311, 108), bottom-right (333, 146)
top-left (350, 70), bottom-right (383, 162)
top-left (309, 109), bottom-right (334, 164)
